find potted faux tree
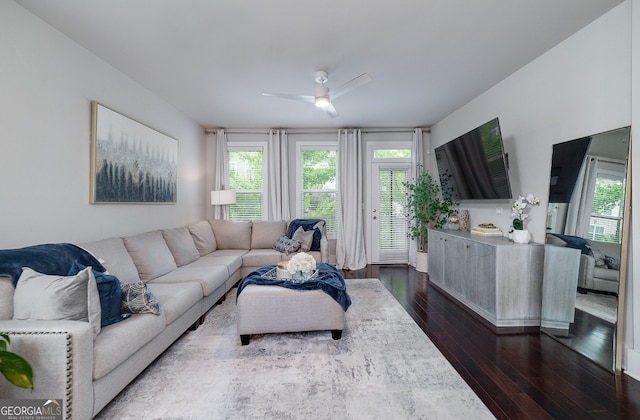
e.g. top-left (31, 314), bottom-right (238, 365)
top-left (404, 166), bottom-right (456, 273)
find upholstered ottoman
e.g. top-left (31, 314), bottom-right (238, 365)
top-left (236, 263), bottom-right (350, 345)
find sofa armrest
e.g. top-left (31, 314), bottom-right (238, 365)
top-left (0, 320), bottom-right (94, 420)
top-left (578, 254), bottom-right (596, 290)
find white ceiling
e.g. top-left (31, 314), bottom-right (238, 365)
top-left (17, 0), bottom-right (622, 129)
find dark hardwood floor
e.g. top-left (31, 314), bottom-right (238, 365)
top-left (542, 309), bottom-right (616, 372)
top-left (341, 264), bottom-right (640, 419)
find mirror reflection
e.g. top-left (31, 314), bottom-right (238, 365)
top-left (541, 126), bottom-right (630, 372)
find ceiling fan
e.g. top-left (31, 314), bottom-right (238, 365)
top-left (262, 70), bottom-right (372, 118)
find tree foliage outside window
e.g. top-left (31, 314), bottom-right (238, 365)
top-left (228, 150), bottom-right (263, 221)
top-left (589, 176), bottom-right (625, 243)
top-left (373, 149), bottom-right (411, 159)
top-left (302, 149), bottom-right (337, 233)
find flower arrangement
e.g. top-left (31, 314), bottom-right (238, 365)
top-left (511, 193), bottom-right (540, 230)
top-left (287, 252), bottom-right (316, 280)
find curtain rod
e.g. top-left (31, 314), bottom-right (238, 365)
top-left (205, 128), bottom-right (431, 135)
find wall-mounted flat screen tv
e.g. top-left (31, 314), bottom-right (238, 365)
top-left (435, 118), bottom-right (512, 200)
top-left (548, 136), bottom-right (591, 203)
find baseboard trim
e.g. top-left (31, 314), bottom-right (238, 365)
top-left (624, 348), bottom-right (640, 381)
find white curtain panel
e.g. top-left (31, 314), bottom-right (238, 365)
top-left (213, 129), bottom-right (229, 220)
top-left (409, 128), bottom-right (426, 267)
top-left (565, 155), bottom-right (597, 237)
top-left (336, 129), bottom-right (367, 270)
top-left (266, 129), bottom-right (290, 221)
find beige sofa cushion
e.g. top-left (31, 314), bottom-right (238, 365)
top-left (209, 220), bottom-right (252, 249)
top-left (151, 265), bottom-right (229, 297)
top-left (243, 249), bottom-right (283, 267)
top-left (147, 282), bottom-right (202, 325)
top-left (80, 237), bottom-right (141, 284)
top-left (93, 310), bottom-right (166, 380)
top-left (190, 251), bottom-right (244, 277)
top-left (588, 240), bottom-right (620, 268)
top-left (251, 221), bottom-right (287, 249)
top-left (0, 276), bottom-right (13, 320)
top-left (162, 227), bottom-right (200, 266)
top-left (188, 221), bottom-right (217, 256)
top-left (123, 231), bottom-right (177, 281)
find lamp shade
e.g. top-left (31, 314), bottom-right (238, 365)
top-left (211, 190), bottom-right (236, 205)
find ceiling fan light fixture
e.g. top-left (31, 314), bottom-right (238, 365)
top-left (314, 85), bottom-right (330, 108)
top-left (314, 95), bottom-right (330, 108)
top-left (262, 70), bottom-right (371, 119)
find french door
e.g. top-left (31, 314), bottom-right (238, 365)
top-left (369, 162), bottom-right (410, 263)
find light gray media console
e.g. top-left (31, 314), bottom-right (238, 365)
top-left (428, 229), bottom-right (544, 329)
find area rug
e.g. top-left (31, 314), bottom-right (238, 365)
top-left (575, 291), bottom-right (618, 324)
top-left (96, 278), bottom-right (494, 420)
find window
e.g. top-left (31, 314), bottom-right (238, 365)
top-left (227, 147), bottom-right (265, 221)
top-left (589, 174), bottom-right (625, 243)
top-left (298, 146), bottom-right (337, 234)
top-left (373, 149), bottom-right (411, 159)
top-left (378, 167), bottom-right (409, 260)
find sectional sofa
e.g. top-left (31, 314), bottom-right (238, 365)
top-left (578, 238), bottom-right (621, 294)
top-left (0, 219), bottom-right (327, 419)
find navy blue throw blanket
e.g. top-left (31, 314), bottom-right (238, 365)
top-left (0, 243), bottom-right (107, 286)
top-left (287, 219), bottom-right (323, 251)
top-left (237, 263), bottom-right (351, 312)
top-left (549, 234), bottom-right (591, 255)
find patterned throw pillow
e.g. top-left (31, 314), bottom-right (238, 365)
top-left (120, 282), bottom-right (161, 315)
top-left (273, 235), bottom-right (302, 255)
top-left (604, 255), bottom-right (620, 270)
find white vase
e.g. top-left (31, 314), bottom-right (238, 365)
top-left (512, 229), bottom-right (531, 244)
top-left (416, 251), bottom-right (428, 273)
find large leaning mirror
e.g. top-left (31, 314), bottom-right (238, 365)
top-left (540, 126), bottom-right (630, 373)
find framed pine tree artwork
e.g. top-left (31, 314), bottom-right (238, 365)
top-left (90, 102), bottom-right (178, 204)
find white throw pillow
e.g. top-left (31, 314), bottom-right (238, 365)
top-left (13, 267), bottom-right (101, 338)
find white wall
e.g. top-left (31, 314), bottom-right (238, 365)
top-left (431, 1), bottom-right (637, 373)
top-left (430, 2), bottom-right (631, 242)
top-left (0, 1), bottom-right (206, 248)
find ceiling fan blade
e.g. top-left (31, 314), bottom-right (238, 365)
top-left (262, 93), bottom-right (314, 103)
top-left (324, 103), bottom-right (339, 118)
top-left (331, 73), bottom-right (372, 100)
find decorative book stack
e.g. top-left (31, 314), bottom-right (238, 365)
top-left (471, 224), bottom-right (503, 237)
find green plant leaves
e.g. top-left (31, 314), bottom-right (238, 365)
top-left (404, 166), bottom-right (457, 250)
top-left (0, 335), bottom-right (34, 389)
